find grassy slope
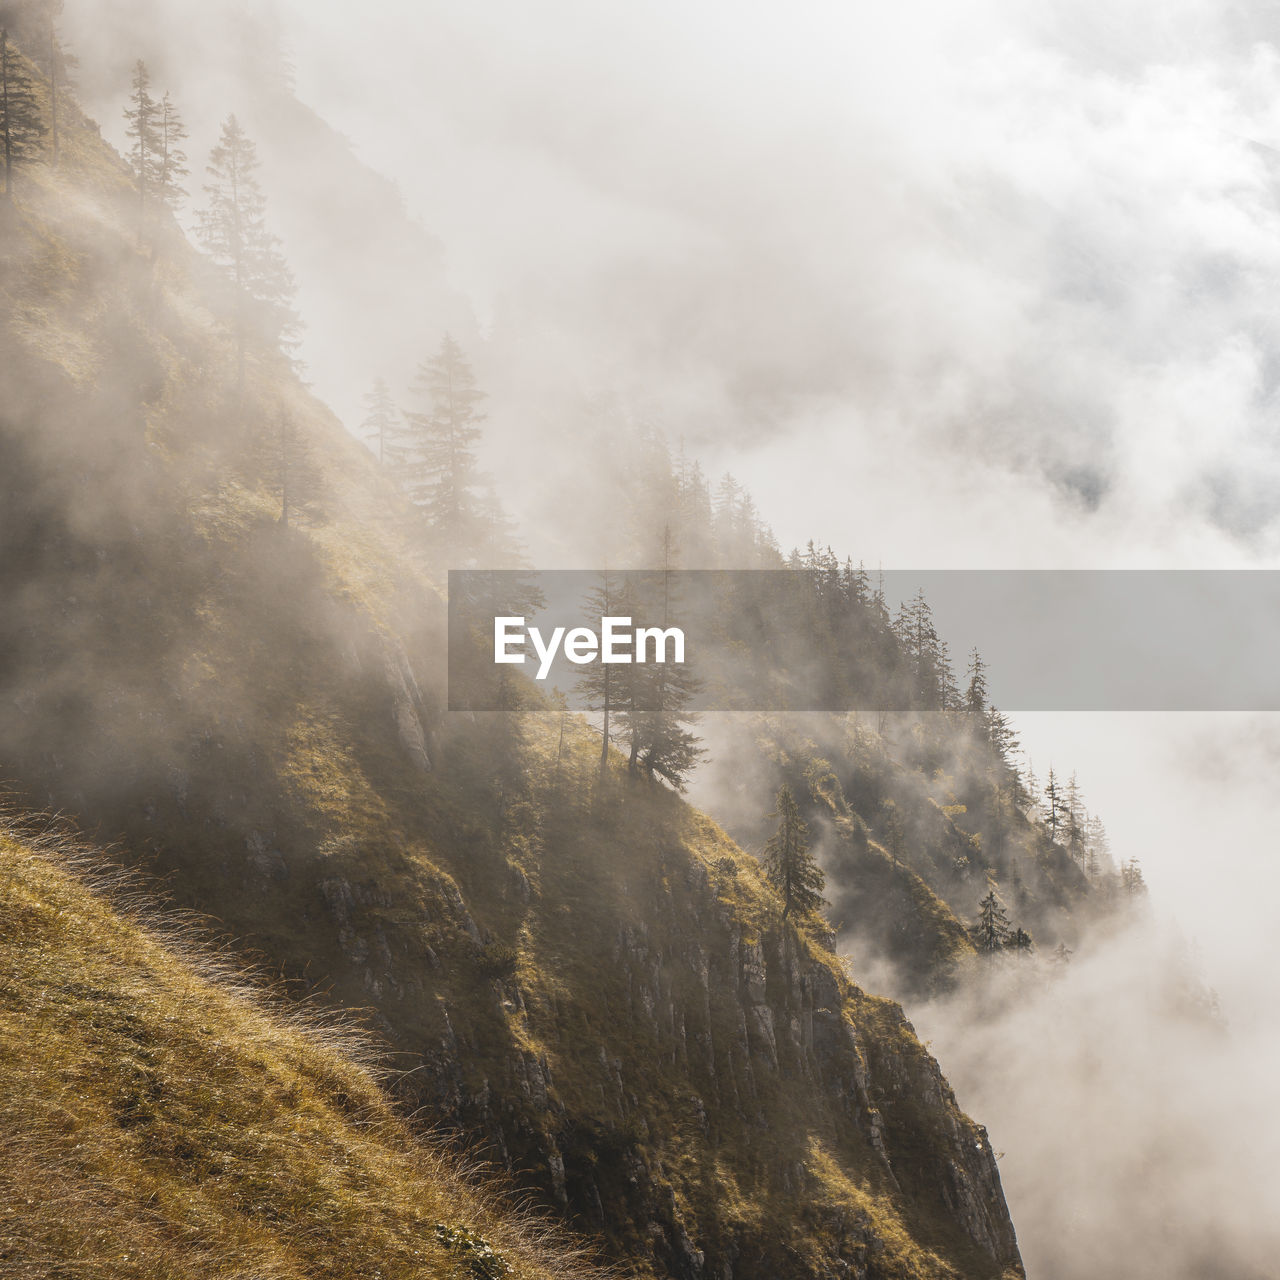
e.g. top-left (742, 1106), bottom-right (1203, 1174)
top-left (0, 827), bottom-right (599, 1280)
top-left (0, 46), bottom-right (1022, 1280)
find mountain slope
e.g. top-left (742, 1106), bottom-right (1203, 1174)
top-left (0, 26), bottom-right (1021, 1280)
top-left (0, 825), bottom-right (595, 1280)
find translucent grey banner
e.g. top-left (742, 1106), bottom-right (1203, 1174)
top-left (447, 569), bottom-right (1280, 711)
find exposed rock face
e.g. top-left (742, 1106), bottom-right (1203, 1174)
top-left (383, 639), bottom-right (432, 772)
top-left (311, 823), bottom-right (1023, 1280)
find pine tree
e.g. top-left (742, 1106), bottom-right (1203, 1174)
top-left (33, 4), bottom-right (75, 168)
top-left (1050, 941), bottom-right (1073, 966)
top-left (155, 91), bottom-right (187, 212)
top-left (894, 589), bottom-right (955, 708)
top-left (1006, 926), bottom-right (1034, 959)
top-left (400, 334), bottom-right (487, 563)
top-left (1044, 766), bottom-right (1062, 840)
top-left (261, 408), bottom-right (323, 529)
top-left (1, 28), bottom-right (44, 200)
top-left (123, 60), bottom-right (159, 239)
top-left (987, 706), bottom-right (1019, 771)
top-left (972, 887), bottom-right (1011, 963)
top-left (965, 648), bottom-right (988, 721)
top-left (1084, 814), bottom-right (1110, 877)
top-left (1064, 771), bottom-right (1086, 864)
top-left (360, 377), bottom-right (399, 466)
top-left (199, 115), bottom-right (299, 382)
top-left (763, 785), bottom-right (825, 919)
top-left (1022, 762), bottom-right (1041, 816)
top-left (1121, 857), bottom-right (1147, 899)
top-left (577, 571), bottom-right (622, 779)
top-left (621, 532), bottom-right (703, 791)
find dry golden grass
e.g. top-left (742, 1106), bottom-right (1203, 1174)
top-left (0, 814), bottom-right (610, 1280)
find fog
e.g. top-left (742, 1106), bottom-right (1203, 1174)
top-left (53, 0), bottom-right (1280, 1274)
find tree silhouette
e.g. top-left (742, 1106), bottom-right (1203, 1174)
top-left (763, 785), bottom-right (825, 919)
top-left (260, 407), bottom-right (323, 529)
top-left (199, 115), bottom-right (298, 384)
top-left (123, 61), bottom-right (158, 239)
top-left (155, 91), bottom-right (187, 213)
top-left (577, 570), bottom-right (622, 779)
top-left (1006, 926), bottom-right (1034, 959)
top-left (400, 334), bottom-right (487, 562)
top-left (360, 377), bottom-right (399, 466)
top-left (1044, 767), bottom-right (1062, 841)
top-left (1, 28), bottom-right (44, 200)
top-left (972, 887), bottom-right (1010, 963)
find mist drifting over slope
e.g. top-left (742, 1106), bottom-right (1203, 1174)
top-left (49, 0), bottom-right (1280, 1276)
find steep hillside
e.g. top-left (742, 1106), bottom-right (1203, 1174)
top-left (0, 25), bottom-right (1022, 1280)
top-left (0, 825), bottom-right (598, 1280)
top-left (696, 715), bottom-right (1106, 999)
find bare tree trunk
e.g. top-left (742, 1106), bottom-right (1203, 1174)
top-left (599, 670), bottom-right (610, 778)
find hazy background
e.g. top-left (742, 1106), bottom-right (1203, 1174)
top-left (61, 0), bottom-right (1280, 1273)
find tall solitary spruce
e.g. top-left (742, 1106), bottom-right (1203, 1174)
top-left (1, 29), bottom-right (44, 200)
top-left (973, 887), bottom-right (1011, 965)
top-left (763, 785), bottom-right (825, 919)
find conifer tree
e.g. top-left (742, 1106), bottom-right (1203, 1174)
top-left (577, 570), bottom-right (622, 779)
top-left (126, 67), bottom-right (187, 244)
top-left (1085, 814), bottom-right (1110, 877)
top-left (199, 115), bottom-right (299, 382)
top-left (616, 532), bottom-right (703, 791)
top-left (1050, 941), bottom-right (1073, 966)
top-left (712, 472), bottom-right (743, 559)
top-left (674, 448), bottom-right (713, 565)
top-left (1006, 926), bottom-right (1034, 959)
top-left (1064, 772), bottom-right (1086, 864)
top-left (1044, 766), bottom-right (1062, 840)
top-left (33, 4), bottom-right (74, 168)
top-left (965, 647), bottom-right (988, 721)
top-left (400, 334), bottom-right (487, 563)
top-left (987, 706), bottom-right (1019, 771)
top-left (763, 785), bottom-right (825, 919)
top-left (972, 887), bottom-right (1011, 963)
top-left (360, 377), bottom-right (399, 466)
top-left (261, 407), bottom-right (323, 529)
top-left (1, 28), bottom-right (44, 200)
top-left (155, 91), bottom-right (187, 212)
top-left (1022, 762), bottom-right (1041, 815)
top-left (1121, 857), bottom-right (1147, 899)
top-left (894, 589), bottom-right (956, 708)
top-left (124, 60), bottom-right (158, 237)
